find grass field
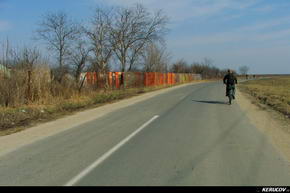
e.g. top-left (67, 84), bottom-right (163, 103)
top-left (238, 76), bottom-right (290, 117)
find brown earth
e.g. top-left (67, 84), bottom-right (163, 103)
top-left (236, 88), bottom-right (290, 162)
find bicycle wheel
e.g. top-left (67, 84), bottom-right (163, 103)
top-left (228, 89), bottom-right (233, 105)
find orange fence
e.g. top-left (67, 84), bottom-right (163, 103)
top-left (82, 72), bottom-right (202, 89)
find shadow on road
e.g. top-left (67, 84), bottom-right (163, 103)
top-left (192, 100), bottom-right (228, 105)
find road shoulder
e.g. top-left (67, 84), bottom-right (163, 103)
top-left (236, 89), bottom-right (290, 163)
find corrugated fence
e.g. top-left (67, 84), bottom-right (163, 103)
top-left (81, 72), bottom-right (202, 89)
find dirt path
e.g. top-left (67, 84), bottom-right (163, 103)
top-left (237, 89), bottom-right (290, 162)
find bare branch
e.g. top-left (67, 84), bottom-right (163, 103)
top-left (110, 4), bottom-right (169, 72)
top-left (86, 7), bottom-right (114, 73)
top-left (35, 11), bottom-right (80, 82)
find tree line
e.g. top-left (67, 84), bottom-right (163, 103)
top-left (170, 58), bottom-right (229, 79)
top-left (0, 4), bottom-right (238, 82)
top-left (1, 3), bottom-right (251, 107)
top-left (35, 4), bottom-right (169, 84)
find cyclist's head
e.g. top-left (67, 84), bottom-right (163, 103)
top-left (228, 69), bottom-right (232, 74)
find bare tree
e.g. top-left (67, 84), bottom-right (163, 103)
top-left (171, 59), bottom-right (189, 73)
top-left (110, 4), bottom-right (168, 72)
top-left (11, 47), bottom-right (41, 71)
top-left (86, 8), bottom-right (114, 73)
top-left (202, 57), bottom-right (214, 67)
top-left (239, 65), bottom-right (250, 75)
top-left (70, 40), bottom-right (90, 84)
top-left (127, 40), bottom-right (146, 72)
top-left (36, 11), bottom-right (80, 82)
top-left (0, 38), bottom-right (12, 78)
top-left (0, 39), bottom-right (13, 106)
top-left (142, 43), bottom-right (170, 72)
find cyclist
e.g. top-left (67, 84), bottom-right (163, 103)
top-left (223, 69), bottom-right (238, 101)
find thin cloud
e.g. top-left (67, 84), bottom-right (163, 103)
top-left (238, 16), bottom-right (290, 32)
top-left (93, 0), bottom-right (260, 22)
top-left (170, 28), bottom-right (290, 48)
top-left (169, 14), bottom-right (290, 47)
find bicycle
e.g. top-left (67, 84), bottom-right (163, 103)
top-left (227, 85), bottom-right (235, 105)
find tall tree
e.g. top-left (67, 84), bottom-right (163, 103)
top-left (110, 4), bottom-right (168, 72)
top-left (142, 43), bottom-right (170, 72)
top-left (239, 65), bottom-right (250, 75)
top-left (86, 8), bottom-right (114, 73)
top-left (70, 40), bottom-right (90, 83)
top-left (36, 11), bottom-right (79, 82)
top-left (171, 59), bottom-right (189, 73)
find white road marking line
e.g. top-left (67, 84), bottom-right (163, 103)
top-left (64, 115), bottom-right (159, 186)
top-left (179, 95), bottom-right (187, 100)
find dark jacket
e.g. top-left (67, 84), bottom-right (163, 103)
top-left (223, 73), bottom-right (237, 86)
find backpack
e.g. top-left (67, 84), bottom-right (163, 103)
top-left (227, 74), bottom-right (235, 85)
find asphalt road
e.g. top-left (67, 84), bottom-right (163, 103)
top-left (0, 81), bottom-right (290, 186)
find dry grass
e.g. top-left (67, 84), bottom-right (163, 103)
top-left (238, 76), bottom-right (290, 118)
top-left (0, 77), bottom-right (208, 136)
top-left (0, 83), bottom-right (191, 135)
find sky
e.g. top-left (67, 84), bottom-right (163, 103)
top-left (0, 0), bottom-right (290, 74)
